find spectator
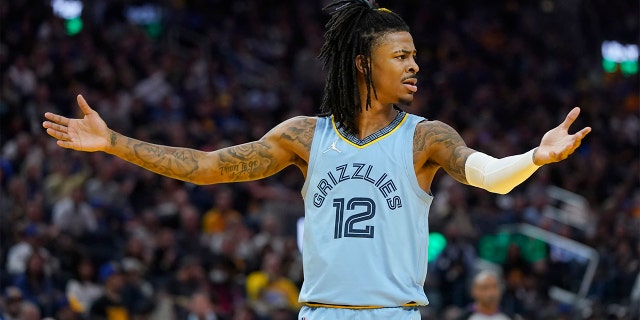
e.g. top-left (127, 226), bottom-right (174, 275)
top-left (51, 185), bottom-right (97, 239)
top-left (120, 257), bottom-right (156, 317)
top-left (457, 270), bottom-right (521, 320)
top-left (5, 223), bottom-right (56, 276)
top-left (0, 286), bottom-right (24, 320)
top-left (165, 256), bottom-right (210, 320)
top-left (202, 187), bottom-right (243, 236)
top-left (65, 257), bottom-right (103, 317)
top-left (88, 261), bottom-right (129, 320)
top-left (245, 252), bottom-right (301, 317)
top-left (11, 251), bottom-right (64, 318)
top-left (16, 301), bottom-right (41, 320)
top-left (186, 291), bottom-right (219, 320)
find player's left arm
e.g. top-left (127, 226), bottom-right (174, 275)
top-left (421, 107), bottom-right (591, 194)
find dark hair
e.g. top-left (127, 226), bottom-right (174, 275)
top-left (318, 0), bottom-right (410, 135)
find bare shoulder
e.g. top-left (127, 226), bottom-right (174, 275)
top-left (263, 116), bottom-right (317, 162)
top-left (413, 120), bottom-right (474, 181)
top-left (413, 120), bottom-right (465, 156)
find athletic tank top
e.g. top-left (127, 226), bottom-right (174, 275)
top-left (300, 111), bottom-right (433, 307)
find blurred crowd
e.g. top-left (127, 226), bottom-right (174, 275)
top-left (0, 0), bottom-right (638, 319)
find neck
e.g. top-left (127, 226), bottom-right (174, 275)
top-left (353, 104), bottom-right (398, 139)
top-left (474, 303), bottom-right (499, 315)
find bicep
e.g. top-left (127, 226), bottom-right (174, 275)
top-left (198, 116), bottom-right (313, 184)
top-left (206, 138), bottom-right (296, 183)
top-left (417, 121), bottom-right (476, 184)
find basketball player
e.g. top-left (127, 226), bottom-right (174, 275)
top-left (43, 1), bottom-right (591, 319)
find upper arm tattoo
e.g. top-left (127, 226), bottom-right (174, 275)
top-left (414, 121), bottom-right (473, 182)
top-left (213, 116), bottom-right (315, 181)
top-left (217, 141), bottom-right (277, 180)
top-left (280, 117), bottom-right (315, 154)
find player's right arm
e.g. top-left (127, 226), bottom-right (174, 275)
top-left (43, 95), bottom-right (314, 185)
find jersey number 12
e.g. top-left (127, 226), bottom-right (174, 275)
top-left (333, 197), bottom-right (376, 239)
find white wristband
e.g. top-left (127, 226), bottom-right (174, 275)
top-left (464, 149), bottom-right (541, 194)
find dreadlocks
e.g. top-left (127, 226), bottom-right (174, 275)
top-left (318, 0), bottom-right (410, 135)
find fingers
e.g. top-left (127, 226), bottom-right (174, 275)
top-left (43, 121), bottom-right (68, 133)
top-left (45, 127), bottom-right (69, 141)
top-left (43, 112), bottom-right (69, 126)
top-left (560, 107), bottom-right (581, 130)
top-left (77, 94), bottom-right (95, 115)
top-left (575, 126), bottom-right (592, 139)
top-left (56, 140), bottom-right (75, 149)
top-left (44, 126), bottom-right (76, 150)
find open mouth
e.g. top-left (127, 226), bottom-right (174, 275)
top-left (402, 78), bottom-right (418, 93)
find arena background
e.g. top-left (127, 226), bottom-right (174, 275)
top-left (0, 0), bottom-right (638, 319)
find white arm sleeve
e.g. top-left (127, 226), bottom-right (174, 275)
top-left (464, 148), bottom-right (541, 194)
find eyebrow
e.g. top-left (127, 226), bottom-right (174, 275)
top-left (393, 49), bottom-right (417, 55)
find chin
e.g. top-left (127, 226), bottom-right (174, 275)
top-left (398, 96), bottom-right (414, 106)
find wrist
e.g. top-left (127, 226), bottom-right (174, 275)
top-left (105, 130), bottom-right (119, 154)
top-left (531, 147), bottom-right (543, 166)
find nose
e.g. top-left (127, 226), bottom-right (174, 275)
top-left (408, 57), bottom-right (419, 74)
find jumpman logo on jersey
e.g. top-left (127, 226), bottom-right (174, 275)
top-left (323, 138), bottom-right (342, 154)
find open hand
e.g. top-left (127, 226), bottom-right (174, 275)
top-left (534, 107), bottom-right (591, 165)
top-left (43, 95), bottom-right (110, 152)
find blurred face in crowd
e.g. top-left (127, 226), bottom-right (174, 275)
top-left (78, 258), bottom-right (95, 281)
top-left (26, 253), bottom-right (45, 276)
top-left (472, 272), bottom-right (502, 309)
top-left (4, 287), bottom-right (23, 316)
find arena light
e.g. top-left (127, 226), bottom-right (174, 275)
top-left (428, 232), bottom-right (447, 262)
top-left (51, 0), bottom-right (84, 36)
top-left (601, 40), bottom-right (639, 76)
top-left (125, 4), bottom-right (163, 39)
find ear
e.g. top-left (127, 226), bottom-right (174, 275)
top-left (355, 54), bottom-right (368, 73)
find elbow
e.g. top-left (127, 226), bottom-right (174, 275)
top-left (483, 182), bottom-right (513, 195)
top-left (187, 173), bottom-right (219, 186)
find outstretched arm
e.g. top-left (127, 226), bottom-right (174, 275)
top-left (43, 95), bottom-right (313, 185)
top-left (424, 107), bottom-right (591, 194)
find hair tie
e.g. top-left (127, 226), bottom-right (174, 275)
top-left (361, 0), bottom-right (373, 9)
top-left (359, 0), bottom-right (374, 9)
top-left (326, 0), bottom-right (379, 14)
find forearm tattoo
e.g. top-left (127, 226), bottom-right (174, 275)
top-left (110, 132), bottom-right (117, 147)
top-left (121, 138), bottom-right (201, 180)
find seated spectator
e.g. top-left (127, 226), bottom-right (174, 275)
top-left (65, 257), bottom-right (103, 316)
top-left (5, 223), bottom-right (56, 276)
top-left (245, 252), bottom-right (300, 317)
top-left (1, 286), bottom-right (24, 320)
top-left (16, 301), bottom-right (41, 320)
top-left (165, 255), bottom-right (209, 319)
top-left (202, 187), bottom-right (243, 235)
top-left (51, 185), bottom-right (97, 239)
top-left (120, 257), bottom-right (156, 317)
top-left (11, 251), bottom-right (64, 318)
top-left (88, 261), bottom-right (129, 320)
top-left (186, 291), bottom-right (218, 320)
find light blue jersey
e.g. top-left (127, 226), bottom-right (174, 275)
top-left (300, 111), bottom-right (433, 308)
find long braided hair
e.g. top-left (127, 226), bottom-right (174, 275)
top-left (318, 0), bottom-right (410, 135)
